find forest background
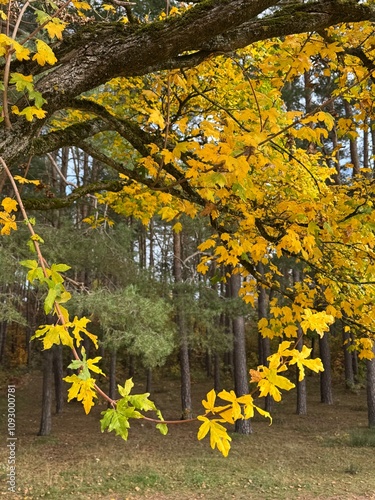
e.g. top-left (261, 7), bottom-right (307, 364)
top-left (2, 0), bottom-right (375, 497)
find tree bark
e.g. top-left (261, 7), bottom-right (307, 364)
top-left (257, 263), bottom-right (272, 413)
top-left (173, 231), bottom-right (192, 419)
top-left (342, 326), bottom-right (355, 389)
top-left (52, 345), bottom-right (64, 414)
top-left (319, 330), bottom-right (334, 405)
top-left (38, 349), bottom-right (53, 436)
top-left (366, 344), bottom-right (375, 428)
top-left (109, 349), bottom-right (117, 402)
top-left (230, 272), bottom-right (252, 434)
top-left (1, 1), bottom-right (374, 168)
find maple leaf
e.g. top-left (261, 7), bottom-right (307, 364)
top-left (217, 389), bottom-right (242, 422)
top-left (67, 316), bottom-right (98, 348)
top-left (148, 109), bottom-right (165, 129)
top-left (300, 309), bottom-right (334, 337)
top-left (288, 345), bottom-right (324, 381)
top-left (202, 389), bottom-right (217, 414)
top-left (9, 73), bottom-right (33, 93)
top-left (45, 19), bottom-right (66, 40)
top-left (32, 324), bottom-right (73, 349)
top-left (64, 374), bottom-right (97, 414)
top-left (197, 416), bottom-right (231, 457)
top-left (0, 212), bottom-right (17, 235)
top-left (1, 197), bottom-right (17, 213)
top-left (32, 39), bottom-right (57, 66)
top-left (257, 354), bottom-right (295, 402)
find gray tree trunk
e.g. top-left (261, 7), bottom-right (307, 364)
top-left (173, 231), bottom-right (192, 419)
top-left (366, 344), bottom-right (375, 428)
top-left (38, 349), bottom-right (53, 436)
top-left (319, 329), bottom-right (334, 405)
top-left (230, 272), bottom-right (252, 434)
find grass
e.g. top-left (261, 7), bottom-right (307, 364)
top-left (1, 373), bottom-right (375, 499)
top-left (348, 427), bottom-right (375, 447)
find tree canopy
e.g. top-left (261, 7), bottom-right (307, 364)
top-left (1, 0), bottom-right (375, 165)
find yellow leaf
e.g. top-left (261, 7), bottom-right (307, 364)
top-left (1, 197), bottom-right (17, 213)
top-left (67, 316), bottom-right (98, 348)
top-left (300, 309), bottom-right (334, 337)
top-left (172, 222), bottom-right (182, 233)
top-left (148, 109), bottom-right (165, 129)
top-left (0, 212), bottom-right (17, 235)
top-left (63, 375), bottom-right (97, 414)
top-left (14, 175), bottom-right (40, 185)
top-left (198, 239), bottom-right (216, 251)
top-left (202, 389), bottom-right (216, 414)
top-left (197, 416), bottom-right (231, 457)
top-left (44, 19), bottom-right (66, 40)
top-left (32, 39), bottom-right (57, 66)
top-left (288, 345), bottom-right (324, 381)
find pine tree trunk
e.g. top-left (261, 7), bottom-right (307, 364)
top-left (174, 231), bottom-right (192, 419)
top-left (366, 344), bottom-right (375, 428)
top-left (52, 345), bottom-right (64, 414)
top-left (296, 327), bottom-right (307, 415)
top-left (293, 268), bottom-right (307, 415)
top-left (214, 352), bottom-right (221, 392)
top-left (343, 326), bottom-right (355, 389)
top-left (109, 349), bottom-right (117, 402)
top-left (38, 349), bottom-right (53, 436)
top-left (257, 264), bottom-right (272, 413)
top-left (230, 272), bottom-right (252, 434)
top-left (146, 368), bottom-right (152, 394)
top-left (319, 330), bottom-right (334, 404)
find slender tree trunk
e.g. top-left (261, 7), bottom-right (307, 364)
top-left (52, 345), bottom-right (64, 414)
top-left (213, 352), bottom-right (221, 392)
top-left (366, 344), bottom-right (375, 428)
top-left (109, 349), bottom-right (117, 402)
top-left (146, 368), bottom-right (152, 394)
top-left (292, 268), bottom-right (307, 415)
top-left (319, 329), bottom-right (334, 404)
top-left (343, 326), bottom-right (355, 389)
top-left (257, 263), bottom-right (272, 413)
top-left (344, 100), bottom-right (361, 176)
top-left (296, 325), bottom-right (307, 415)
top-left (230, 272), bottom-right (252, 434)
top-left (173, 231), bottom-right (192, 419)
top-left (38, 349), bottom-right (53, 436)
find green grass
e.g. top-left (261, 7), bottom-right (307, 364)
top-left (2, 374), bottom-right (375, 499)
top-left (348, 427), bottom-right (375, 447)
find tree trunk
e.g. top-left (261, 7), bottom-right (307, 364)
top-left (52, 345), bottom-right (64, 414)
top-left (109, 349), bottom-right (117, 402)
top-left (292, 268), bottom-right (307, 415)
top-left (319, 330), bottom-right (334, 404)
top-left (296, 327), bottom-right (307, 415)
top-left (213, 352), bottom-right (221, 392)
top-left (343, 326), bottom-right (355, 389)
top-left (146, 368), bottom-right (152, 394)
top-left (38, 349), bottom-right (53, 436)
top-left (173, 231), bottom-right (192, 419)
top-left (230, 272), bottom-right (252, 434)
top-left (366, 344), bottom-right (375, 428)
top-left (257, 264), bottom-right (272, 413)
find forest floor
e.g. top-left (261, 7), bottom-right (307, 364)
top-left (1, 370), bottom-right (375, 500)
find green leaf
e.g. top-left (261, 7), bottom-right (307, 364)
top-left (100, 408), bottom-right (130, 441)
top-left (44, 287), bottom-right (57, 314)
top-left (118, 378), bottom-right (134, 398)
top-left (128, 393), bottom-right (156, 412)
